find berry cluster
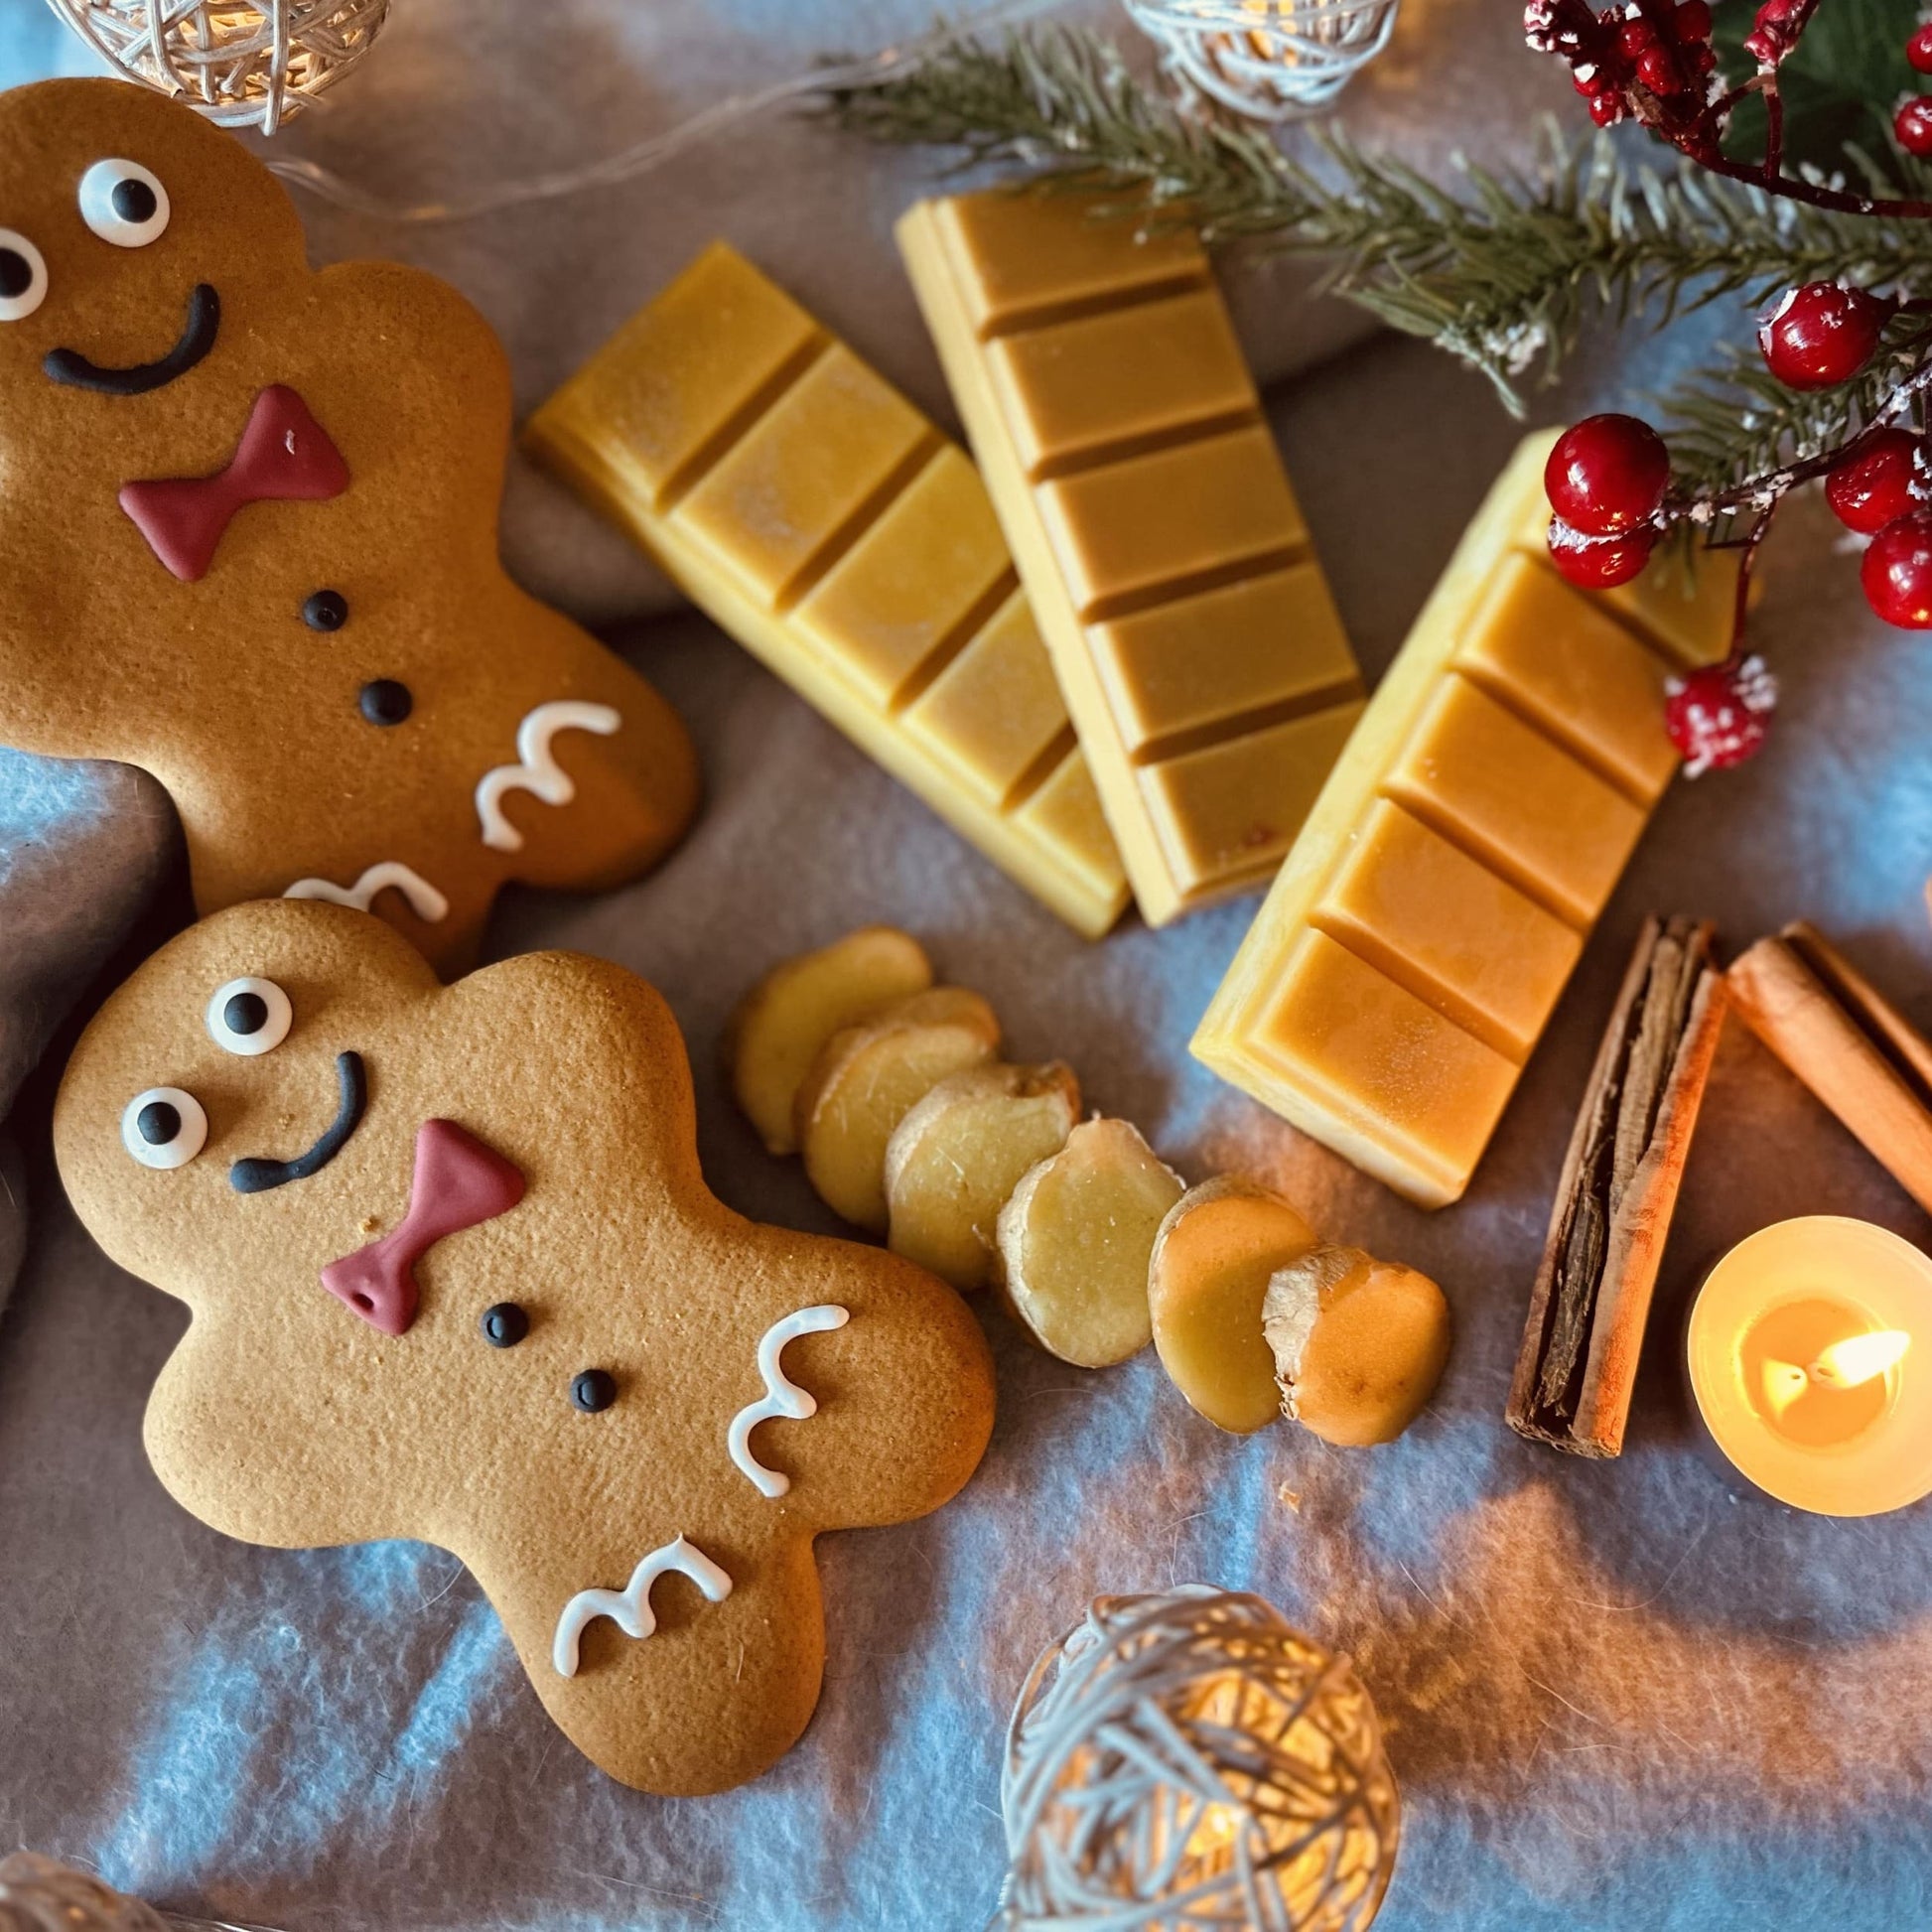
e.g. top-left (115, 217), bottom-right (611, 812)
top-left (1526, 0), bottom-right (1717, 130)
top-left (1899, 25), bottom-right (1932, 156)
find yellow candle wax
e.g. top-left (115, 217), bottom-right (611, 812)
top-left (1688, 1217), bottom-right (1932, 1516)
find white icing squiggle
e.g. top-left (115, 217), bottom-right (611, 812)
top-left (475, 700), bottom-right (622, 852)
top-left (285, 861), bottom-right (450, 923)
top-left (552, 1534), bottom-right (733, 1679)
top-left (727, 1304), bottom-right (850, 1498)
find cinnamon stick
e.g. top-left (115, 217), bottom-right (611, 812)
top-left (1508, 916), bottom-right (1727, 1457)
top-left (1726, 922), bottom-right (1932, 1217)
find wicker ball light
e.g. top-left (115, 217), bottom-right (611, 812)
top-left (44, 0), bottom-right (391, 134)
top-left (1000, 1587), bottom-right (1399, 1931)
top-left (0, 1854), bottom-right (168, 1932)
top-left (1122, 0), bottom-right (1400, 119)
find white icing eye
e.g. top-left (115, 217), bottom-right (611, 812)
top-left (0, 229), bottom-right (47, 322)
top-left (206, 976), bottom-right (293, 1056)
top-left (122, 1087), bottom-right (207, 1170)
top-left (78, 159), bottom-right (169, 248)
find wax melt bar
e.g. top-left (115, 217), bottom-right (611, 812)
top-left (1192, 433), bottom-right (1738, 1208)
top-left (525, 243), bottom-right (1129, 939)
top-left (897, 191), bottom-right (1364, 927)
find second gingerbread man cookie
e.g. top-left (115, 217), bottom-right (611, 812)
top-left (0, 79), bottom-right (698, 975)
top-left (55, 899), bottom-right (995, 1795)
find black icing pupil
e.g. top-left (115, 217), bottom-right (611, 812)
top-left (302, 590), bottom-right (348, 631)
top-left (359, 678), bottom-right (413, 727)
top-left (137, 1100), bottom-right (181, 1146)
top-left (0, 249), bottom-right (30, 300)
top-left (223, 991), bottom-right (269, 1036)
top-left (111, 178), bottom-right (157, 224)
top-left (571, 1369), bottom-right (617, 1413)
top-left (482, 1302), bottom-right (528, 1348)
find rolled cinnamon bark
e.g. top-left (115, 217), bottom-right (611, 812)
top-left (1509, 916), bottom-right (1726, 1456)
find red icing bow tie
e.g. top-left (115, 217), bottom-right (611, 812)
top-left (119, 383), bottom-right (349, 582)
top-left (321, 1120), bottom-right (525, 1337)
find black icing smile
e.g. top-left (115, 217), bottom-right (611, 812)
top-left (230, 1051), bottom-right (366, 1195)
top-left (44, 282), bottom-right (220, 395)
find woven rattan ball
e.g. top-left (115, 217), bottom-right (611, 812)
top-left (0, 1854), bottom-right (167, 1932)
top-left (1122, 0), bottom-right (1399, 119)
top-left (46, 0), bottom-right (391, 134)
top-left (1000, 1587), bottom-right (1400, 1931)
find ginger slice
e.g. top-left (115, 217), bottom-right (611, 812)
top-left (996, 1117), bottom-right (1182, 1368)
top-left (1148, 1175), bottom-right (1317, 1433)
top-left (729, 926), bottom-right (933, 1154)
top-left (886, 1061), bottom-right (1081, 1291)
top-left (1263, 1244), bottom-right (1451, 1447)
top-left (795, 988), bottom-right (1001, 1231)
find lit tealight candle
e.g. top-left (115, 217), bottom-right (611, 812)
top-left (1688, 1217), bottom-right (1932, 1515)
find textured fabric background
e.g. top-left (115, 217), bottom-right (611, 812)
top-left (4, 5), bottom-right (1932, 1931)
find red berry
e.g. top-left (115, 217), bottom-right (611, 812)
top-left (1862, 511), bottom-right (1932, 626)
top-left (1909, 24), bottom-right (1932, 73)
top-left (1546, 516), bottom-right (1656, 589)
top-left (1545, 413), bottom-right (1671, 537)
top-left (1896, 96), bottom-right (1932, 158)
top-left (1587, 91), bottom-right (1626, 125)
top-left (1744, 0), bottom-right (1803, 66)
top-left (1674, 0), bottom-right (1713, 42)
top-left (1664, 657), bottom-right (1777, 775)
top-left (1758, 283), bottom-right (1887, 389)
top-left (1825, 429), bottom-right (1921, 534)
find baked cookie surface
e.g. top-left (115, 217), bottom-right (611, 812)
top-left (0, 79), bottom-right (698, 975)
top-left (54, 900), bottom-right (995, 1794)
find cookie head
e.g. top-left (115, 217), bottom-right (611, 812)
top-left (0, 78), bottom-right (303, 412)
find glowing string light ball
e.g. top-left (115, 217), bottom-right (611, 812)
top-left (999, 1587), bottom-right (1400, 1930)
top-left (1122, 0), bottom-right (1399, 119)
top-left (44, 0), bottom-right (391, 134)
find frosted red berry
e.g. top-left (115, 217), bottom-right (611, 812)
top-left (1825, 429), bottom-right (1921, 534)
top-left (1758, 283), bottom-right (1887, 389)
top-left (1674, 0), bottom-right (1713, 42)
top-left (1664, 657), bottom-right (1777, 776)
top-left (1896, 97), bottom-right (1932, 158)
top-left (1862, 511), bottom-right (1932, 627)
top-left (1744, 0), bottom-right (1805, 66)
top-left (1546, 516), bottom-right (1656, 590)
top-left (1909, 25), bottom-right (1932, 74)
top-left (1545, 413), bottom-right (1671, 537)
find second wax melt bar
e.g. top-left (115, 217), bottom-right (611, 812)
top-left (1192, 433), bottom-right (1737, 1208)
top-left (524, 243), bottom-right (1129, 939)
top-left (897, 190), bottom-right (1365, 929)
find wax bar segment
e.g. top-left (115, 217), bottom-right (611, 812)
top-left (1193, 432), bottom-right (1740, 1207)
top-left (897, 191), bottom-right (1364, 926)
top-left (525, 243), bottom-right (1128, 939)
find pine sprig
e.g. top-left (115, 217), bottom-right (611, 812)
top-left (823, 24), bottom-right (1932, 414)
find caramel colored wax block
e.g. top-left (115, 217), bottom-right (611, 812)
top-left (526, 243), bottom-right (1129, 939)
top-left (1193, 433), bottom-right (1739, 1207)
top-left (897, 192), bottom-right (1364, 927)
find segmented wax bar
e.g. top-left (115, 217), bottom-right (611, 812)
top-left (524, 243), bottom-right (1130, 939)
top-left (1192, 433), bottom-right (1738, 1208)
top-left (896, 191), bottom-right (1364, 927)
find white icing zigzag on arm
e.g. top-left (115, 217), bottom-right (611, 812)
top-left (284, 861), bottom-right (450, 923)
top-left (727, 1304), bottom-right (850, 1499)
top-left (552, 1534), bottom-right (733, 1678)
top-left (475, 700), bottom-right (622, 852)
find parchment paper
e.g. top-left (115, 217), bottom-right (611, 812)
top-left (6, 5), bottom-right (1932, 1930)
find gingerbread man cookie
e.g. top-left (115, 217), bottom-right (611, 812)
top-left (54, 899), bottom-right (995, 1794)
top-left (0, 79), bottom-right (698, 977)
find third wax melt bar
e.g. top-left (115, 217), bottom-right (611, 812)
top-left (896, 190), bottom-right (1365, 928)
top-left (523, 243), bottom-right (1129, 939)
top-left (1191, 433), bottom-right (1737, 1208)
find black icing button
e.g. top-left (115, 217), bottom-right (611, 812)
top-left (302, 589), bottom-right (349, 631)
top-left (113, 178), bottom-right (158, 223)
top-left (223, 990), bottom-right (269, 1036)
top-left (570, 1368), bottom-right (617, 1413)
top-left (0, 249), bottom-right (30, 300)
top-left (358, 678), bottom-right (413, 727)
top-left (481, 1302), bottom-right (528, 1348)
top-left (137, 1099), bottom-right (181, 1145)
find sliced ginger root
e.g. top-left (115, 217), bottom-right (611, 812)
top-left (997, 1118), bottom-right (1182, 1368)
top-left (729, 927), bottom-right (933, 1155)
top-left (1263, 1245), bottom-right (1451, 1447)
top-left (1148, 1175), bottom-right (1317, 1434)
top-left (886, 1061), bottom-right (1080, 1291)
top-left (794, 988), bottom-right (1001, 1231)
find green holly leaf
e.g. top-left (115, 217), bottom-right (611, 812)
top-left (1716, 0), bottom-right (1921, 183)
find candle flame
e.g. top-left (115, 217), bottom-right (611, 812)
top-left (1811, 1328), bottom-right (1910, 1390)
